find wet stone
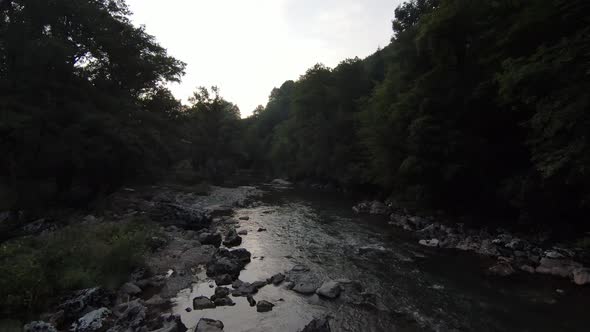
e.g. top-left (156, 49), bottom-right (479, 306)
top-left (246, 295), bottom-right (256, 307)
top-left (256, 300), bottom-right (274, 312)
top-left (193, 296), bottom-right (216, 310)
top-left (195, 318), bottom-right (224, 332)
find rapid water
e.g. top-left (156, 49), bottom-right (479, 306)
top-left (172, 185), bottom-right (590, 332)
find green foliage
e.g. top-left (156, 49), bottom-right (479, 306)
top-left (0, 220), bottom-right (160, 315)
top-left (245, 0), bottom-right (590, 224)
top-left (0, 0), bottom-right (186, 209)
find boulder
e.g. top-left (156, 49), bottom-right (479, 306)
top-left (58, 287), bottom-right (113, 320)
top-left (238, 216), bottom-right (250, 220)
top-left (146, 295), bottom-right (167, 306)
top-left (223, 229), bottom-right (242, 247)
top-left (214, 274), bottom-right (233, 286)
top-left (369, 201), bottom-right (388, 215)
top-left (271, 179), bottom-right (292, 186)
top-left (120, 282), bottom-right (142, 296)
top-left (520, 265), bottom-right (536, 274)
top-left (70, 308), bottom-right (113, 332)
top-left (301, 316), bottom-right (331, 332)
top-left (229, 248), bottom-right (252, 263)
top-left (111, 299), bottom-right (147, 330)
top-left (287, 265), bottom-right (321, 294)
top-left (195, 318), bottom-right (224, 332)
top-left (151, 314), bottom-right (188, 332)
top-left (199, 232), bottom-right (222, 247)
top-left (214, 287), bottom-right (231, 298)
top-left (23, 321), bottom-right (58, 332)
top-left (573, 268), bottom-right (590, 285)
top-left (316, 281), bottom-right (341, 299)
top-left (213, 297), bottom-right (235, 307)
top-left (238, 230), bottom-right (248, 236)
top-left (488, 262), bottom-right (515, 277)
top-left (268, 273), bottom-right (286, 285)
top-left (246, 295), bottom-right (256, 307)
top-left (193, 296), bottom-right (216, 310)
top-left (256, 300), bottom-right (274, 312)
top-left (418, 239), bottom-right (440, 248)
top-left (206, 257), bottom-right (242, 278)
top-left (257, 227), bottom-right (267, 232)
top-left (151, 203), bottom-right (211, 231)
top-left (535, 258), bottom-right (582, 278)
top-left (231, 282), bottom-right (258, 297)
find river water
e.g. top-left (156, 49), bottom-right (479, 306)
top-left (172, 184), bottom-right (590, 332)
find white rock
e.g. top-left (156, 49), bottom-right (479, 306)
top-left (316, 281), bottom-right (341, 299)
top-left (71, 308), bottom-right (112, 332)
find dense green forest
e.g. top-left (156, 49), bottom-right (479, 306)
top-left (2, 0), bottom-right (589, 226)
top-left (246, 0), bottom-right (590, 225)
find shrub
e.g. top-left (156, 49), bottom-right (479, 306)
top-left (0, 219), bottom-right (161, 316)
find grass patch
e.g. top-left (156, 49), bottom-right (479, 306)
top-left (0, 219), bottom-right (161, 316)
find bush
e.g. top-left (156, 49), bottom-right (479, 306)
top-left (0, 220), bottom-right (161, 316)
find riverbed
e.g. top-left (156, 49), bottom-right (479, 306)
top-left (171, 183), bottom-right (590, 332)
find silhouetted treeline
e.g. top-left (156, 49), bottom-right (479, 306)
top-left (245, 0), bottom-right (590, 224)
top-left (0, 0), bottom-right (244, 211)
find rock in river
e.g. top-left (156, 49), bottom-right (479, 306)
top-left (70, 308), bottom-right (113, 332)
top-left (199, 232), bottom-right (222, 247)
top-left (247, 295), bottom-right (256, 307)
top-left (214, 274), bottom-right (233, 286)
top-left (24, 321), bottom-right (58, 332)
top-left (301, 316), bottom-right (331, 332)
top-left (316, 281), bottom-right (341, 299)
top-left (223, 229), bottom-right (242, 247)
top-left (573, 268), bottom-right (590, 285)
top-left (193, 296), bottom-right (216, 310)
top-left (256, 300), bottom-right (274, 312)
top-left (196, 318), bottom-right (224, 332)
top-left (268, 273), bottom-right (286, 285)
top-left (418, 239), bottom-right (440, 248)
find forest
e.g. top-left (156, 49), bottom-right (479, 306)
top-left (2, 0), bottom-right (589, 226)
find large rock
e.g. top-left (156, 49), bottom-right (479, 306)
top-left (271, 179), bottom-right (292, 186)
top-left (193, 296), bottom-right (216, 310)
top-left (223, 229), bottom-right (242, 247)
top-left (535, 258), bottom-right (582, 278)
top-left (120, 282), bottom-right (142, 295)
top-left (268, 273), bottom-right (286, 285)
top-left (151, 314), bottom-right (188, 332)
top-left (195, 318), bottom-right (224, 332)
top-left (488, 262), bottom-right (515, 277)
top-left (301, 316), bottom-right (331, 332)
top-left (111, 299), bottom-right (147, 330)
top-left (70, 308), bottom-right (113, 332)
top-left (58, 288), bottom-right (113, 320)
top-left (369, 201), bottom-right (388, 215)
top-left (214, 274), bottom-right (233, 286)
top-left (353, 201), bottom-right (388, 215)
top-left (23, 321), bottom-right (58, 332)
top-left (573, 268), bottom-right (590, 285)
top-left (199, 232), bottom-right (222, 247)
top-left (206, 248), bottom-right (251, 278)
top-left (418, 239), bottom-right (440, 248)
top-left (206, 257), bottom-right (242, 278)
top-left (316, 281), bottom-right (341, 299)
top-left (256, 300), bottom-right (274, 312)
top-left (151, 203), bottom-right (211, 230)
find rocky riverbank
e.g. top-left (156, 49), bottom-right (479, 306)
top-left (352, 200), bottom-right (590, 286)
top-left (19, 181), bottom-right (335, 332)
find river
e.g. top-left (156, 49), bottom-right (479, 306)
top-left (171, 183), bottom-right (590, 332)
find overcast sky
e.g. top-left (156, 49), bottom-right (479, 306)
top-left (126, 0), bottom-right (401, 117)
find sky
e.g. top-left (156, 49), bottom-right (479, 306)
top-left (126, 0), bottom-right (401, 117)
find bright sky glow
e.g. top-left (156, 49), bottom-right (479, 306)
top-left (126, 0), bottom-right (401, 117)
